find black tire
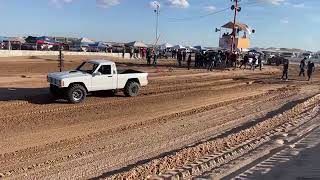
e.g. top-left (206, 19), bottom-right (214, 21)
top-left (66, 84), bottom-right (87, 103)
top-left (124, 81), bottom-right (140, 97)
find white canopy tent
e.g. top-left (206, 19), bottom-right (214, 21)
top-left (127, 41), bottom-right (147, 48)
top-left (160, 43), bottom-right (173, 50)
top-left (185, 46), bottom-right (197, 50)
top-left (79, 37), bottom-right (94, 46)
top-left (173, 45), bottom-right (185, 49)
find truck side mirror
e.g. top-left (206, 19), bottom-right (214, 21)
top-left (93, 72), bottom-right (102, 77)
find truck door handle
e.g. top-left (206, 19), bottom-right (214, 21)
top-left (108, 76), bottom-right (113, 77)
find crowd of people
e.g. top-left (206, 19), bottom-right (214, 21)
top-left (296, 57), bottom-right (316, 81)
top-left (172, 49), bottom-right (265, 72)
top-left (121, 47), bottom-right (317, 81)
top-left (122, 47), bottom-right (160, 66)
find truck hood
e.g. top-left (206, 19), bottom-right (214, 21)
top-left (48, 71), bottom-right (91, 79)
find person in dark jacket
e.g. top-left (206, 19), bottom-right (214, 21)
top-left (146, 48), bottom-right (151, 65)
top-left (207, 52), bottom-right (215, 71)
top-left (258, 54), bottom-right (263, 71)
top-left (240, 54), bottom-right (249, 69)
top-left (187, 53), bottom-right (192, 70)
top-left (299, 57), bottom-right (307, 77)
top-left (307, 61), bottom-right (315, 81)
top-left (182, 50), bottom-right (187, 62)
top-left (122, 48), bottom-right (126, 59)
top-left (281, 59), bottom-right (289, 80)
top-left (177, 50), bottom-right (182, 66)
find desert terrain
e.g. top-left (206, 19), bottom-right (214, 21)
top-left (0, 55), bottom-right (319, 179)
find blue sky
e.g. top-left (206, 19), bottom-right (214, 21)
top-left (0, 0), bottom-right (319, 51)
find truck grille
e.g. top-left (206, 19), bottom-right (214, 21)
top-left (49, 78), bottom-right (59, 85)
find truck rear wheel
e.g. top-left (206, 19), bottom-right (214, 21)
top-left (67, 84), bottom-right (87, 103)
top-left (124, 81), bottom-right (140, 97)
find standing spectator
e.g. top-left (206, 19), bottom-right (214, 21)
top-left (220, 51), bottom-right (226, 68)
top-left (207, 52), bottom-right (215, 71)
top-left (194, 52), bottom-right (199, 68)
top-left (307, 61), bottom-right (315, 81)
top-left (214, 51), bottom-right (220, 68)
top-left (225, 51), bottom-right (230, 67)
top-left (258, 54), bottom-right (263, 71)
top-left (146, 48), bottom-right (151, 65)
top-left (140, 48), bottom-right (143, 59)
top-left (122, 48), bottom-right (126, 59)
top-left (187, 52), bottom-right (192, 70)
top-left (230, 52), bottom-right (237, 69)
top-left (182, 50), bottom-right (187, 62)
top-left (299, 57), bottom-right (307, 77)
top-left (177, 50), bottom-right (182, 67)
top-left (240, 54), bottom-right (249, 69)
top-left (281, 59), bottom-right (289, 81)
top-left (251, 56), bottom-right (257, 71)
top-left (172, 49), bottom-right (176, 59)
top-left (143, 48), bottom-right (147, 59)
top-left (153, 49), bottom-right (158, 66)
top-left (134, 48), bottom-right (139, 59)
top-left (130, 47), bottom-right (134, 59)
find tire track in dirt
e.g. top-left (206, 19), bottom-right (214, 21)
top-left (0, 86), bottom-right (299, 178)
top-left (0, 81), bottom-right (252, 129)
top-left (0, 71), bottom-right (274, 109)
top-left (0, 76), bottom-right (245, 116)
top-left (106, 94), bottom-right (320, 180)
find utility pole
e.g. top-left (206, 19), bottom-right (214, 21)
top-left (230, 0), bottom-right (241, 52)
top-left (153, 2), bottom-right (160, 42)
top-left (58, 45), bottom-right (64, 72)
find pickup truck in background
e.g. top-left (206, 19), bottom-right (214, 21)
top-left (47, 60), bottom-right (148, 103)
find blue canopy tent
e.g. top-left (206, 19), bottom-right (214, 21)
top-left (0, 36), bottom-right (9, 42)
top-left (88, 42), bottom-right (109, 52)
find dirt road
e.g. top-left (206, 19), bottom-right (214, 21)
top-left (0, 56), bottom-right (319, 179)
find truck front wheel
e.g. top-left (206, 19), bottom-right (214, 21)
top-left (124, 81), bottom-right (140, 97)
top-left (67, 84), bottom-right (87, 103)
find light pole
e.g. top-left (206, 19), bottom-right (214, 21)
top-left (153, 2), bottom-right (160, 41)
top-left (230, 0), bottom-right (241, 52)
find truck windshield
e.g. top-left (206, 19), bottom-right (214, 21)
top-left (76, 62), bottom-right (98, 74)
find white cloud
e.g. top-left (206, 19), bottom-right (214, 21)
top-left (255, 0), bottom-right (285, 6)
top-left (166, 0), bottom-right (189, 8)
top-left (204, 5), bottom-right (216, 12)
top-left (292, 3), bottom-right (305, 8)
top-left (280, 18), bottom-right (289, 24)
top-left (149, 1), bottom-right (161, 9)
top-left (50, 0), bottom-right (73, 7)
top-left (97, 0), bottom-right (120, 8)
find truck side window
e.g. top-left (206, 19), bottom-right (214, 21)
top-left (98, 65), bottom-right (112, 75)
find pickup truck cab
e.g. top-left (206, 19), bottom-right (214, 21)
top-left (47, 60), bottom-right (148, 103)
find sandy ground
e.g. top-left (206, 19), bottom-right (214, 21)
top-left (0, 55), bottom-right (319, 179)
top-left (233, 126), bottom-right (320, 180)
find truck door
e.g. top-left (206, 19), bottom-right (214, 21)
top-left (91, 65), bottom-right (115, 91)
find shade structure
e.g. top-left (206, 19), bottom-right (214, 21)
top-left (79, 37), bottom-right (94, 46)
top-left (112, 43), bottom-right (125, 47)
top-left (127, 41), bottom-right (147, 48)
top-left (222, 21), bottom-right (253, 34)
top-left (0, 36), bottom-right (9, 42)
top-left (173, 45), bottom-right (185, 49)
top-left (185, 46), bottom-right (196, 50)
top-left (8, 37), bottom-right (26, 44)
top-left (160, 43), bottom-right (173, 49)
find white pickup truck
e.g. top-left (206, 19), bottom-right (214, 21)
top-left (47, 60), bottom-right (148, 103)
